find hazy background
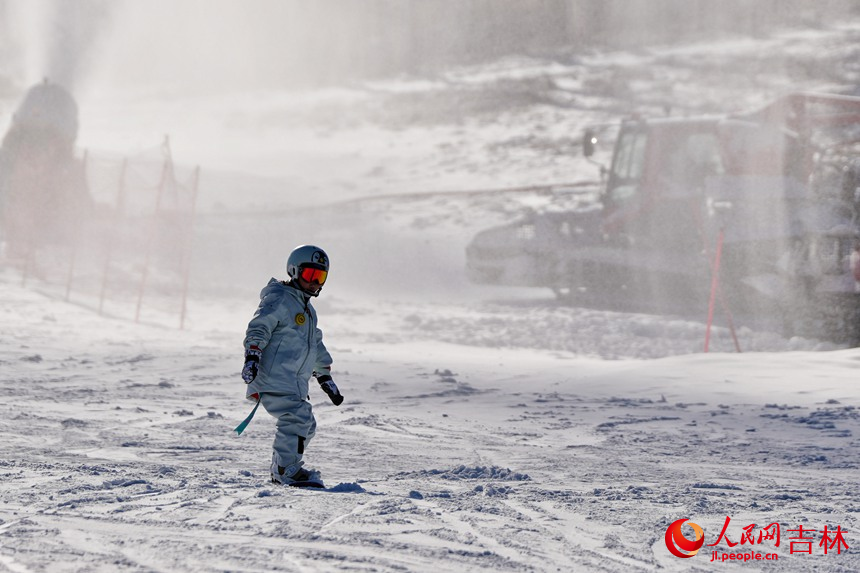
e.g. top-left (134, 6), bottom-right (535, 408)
top-left (2, 0), bottom-right (858, 179)
top-left (2, 0), bottom-right (858, 93)
top-left (2, 0), bottom-right (860, 310)
top-left (2, 0), bottom-right (858, 180)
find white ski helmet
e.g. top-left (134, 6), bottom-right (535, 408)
top-left (286, 245), bottom-right (330, 296)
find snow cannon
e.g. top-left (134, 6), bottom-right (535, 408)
top-left (7, 79), bottom-right (80, 150)
top-left (0, 79), bottom-right (91, 257)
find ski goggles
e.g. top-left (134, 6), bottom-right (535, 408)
top-left (299, 266), bottom-right (328, 285)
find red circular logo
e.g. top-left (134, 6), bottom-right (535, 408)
top-left (665, 518), bottom-right (705, 558)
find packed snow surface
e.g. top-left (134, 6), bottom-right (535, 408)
top-left (2, 265), bottom-right (860, 572)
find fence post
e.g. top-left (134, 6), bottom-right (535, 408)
top-left (64, 149), bottom-right (88, 301)
top-left (717, 287), bottom-right (742, 353)
top-left (179, 165), bottom-right (201, 330)
top-left (704, 228), bottom-right (725, 352)
top-left (99, 157), bottom-right (128, 315)
top-left (135, 137), bottom-right (172, 323)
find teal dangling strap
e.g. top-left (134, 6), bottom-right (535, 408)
top-left (234, 396), bottom-right (261, 436)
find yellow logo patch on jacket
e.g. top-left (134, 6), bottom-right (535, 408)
top-left (295, 313), bottom-right (306, 326)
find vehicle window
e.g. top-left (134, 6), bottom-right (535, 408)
top-left (609, 130), bottom-right (646, 205)
top-left (611, 131), bottom-right (647, 181)
top-left (660, 132), bottom-right (723, 193)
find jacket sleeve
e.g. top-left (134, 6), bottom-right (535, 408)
top-left (243, 290), bottom-right (285, 351)
top-left (314, 324), bottom-right (333, 374)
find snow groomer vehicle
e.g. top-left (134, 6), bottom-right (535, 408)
top-left (466, 93), bottom-right (860, 343)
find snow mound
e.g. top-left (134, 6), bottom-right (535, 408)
top-left (327, 482), bottom-right (367, 493)
top-left (397, 465), bottom-right (530, 481)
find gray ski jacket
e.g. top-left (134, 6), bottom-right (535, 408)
top-left (243, 278), bottom-right (332, 401)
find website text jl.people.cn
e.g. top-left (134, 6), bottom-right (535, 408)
top-left (710, 550), bottom-right (778, 562)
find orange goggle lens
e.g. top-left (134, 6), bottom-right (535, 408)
top-left (299, 267), bottom-right (328, 284)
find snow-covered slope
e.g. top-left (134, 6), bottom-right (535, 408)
top-left (2, 263), bottom-right (860, 572)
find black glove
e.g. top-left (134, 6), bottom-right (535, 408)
top-left (242, 346), bottom-right (262, 384)
top-left (316, 374), bottom-right (344, 405)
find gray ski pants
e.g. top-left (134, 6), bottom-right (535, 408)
top-left (260, 392), bottom-right (317, 477)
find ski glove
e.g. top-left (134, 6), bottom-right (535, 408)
top-left (316, 374), bottom-right (344, 406)
top-left (242, 346), bottom-right (262, 384)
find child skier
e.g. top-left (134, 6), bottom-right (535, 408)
top-left (241, 244), bottom-right (344, 487)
